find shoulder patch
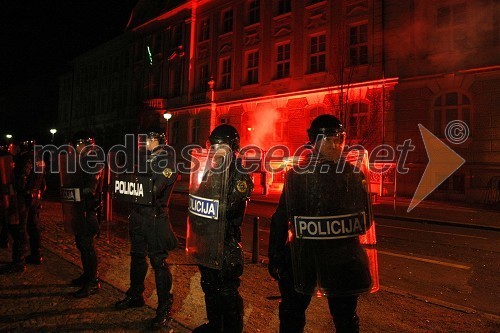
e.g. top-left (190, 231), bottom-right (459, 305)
top-left (162, 168), bottom-right (173, 179)
top-left (236, 180), bottom-right (248, 193)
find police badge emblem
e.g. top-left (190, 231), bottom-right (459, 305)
top-left (236, 180), bottom-right (248, 193)
top-left (162, 168), bottom-right (173, 178)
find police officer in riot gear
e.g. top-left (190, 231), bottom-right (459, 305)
top-left (268, 115), bottom-right (374, 333)
top-left (15, 139), bottom-right (45, 265)
top-left (0, 140), bottom-right (25, 273)
top-left (69, 131), bottom-right (103, 298)
top-left (115, 127), bottom-right (178, 331)
top-left (0, 141), bottom-right (11, 249)
top-left (191, 124), bottom-right (254, 333)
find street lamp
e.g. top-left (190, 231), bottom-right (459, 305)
top-left (50, 129), bottom-right (57, 143)
top-left (163, 112), bottom-right (172, 144)
top-left (6, 134), bottom-right (12, 139)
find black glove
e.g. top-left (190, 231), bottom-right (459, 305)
top-left (268, 256), bottom-right (285, 281)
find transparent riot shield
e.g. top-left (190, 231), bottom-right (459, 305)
top-left (111, 173), bottom-right (154, 205)
top-left (186, 145), bottom-right (231, 269)
top-left (286, 156), bottom-right (375, 297)
top-left (346, 149), bottom-right (379, 292)
top-left (0, 154), bottom-right (18, 225)
top-left (59, 153), bottom-right (85, 234)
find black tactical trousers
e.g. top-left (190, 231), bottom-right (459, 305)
top-left (198, 240), bottom-right (244, 333)
top-left (74, 212), bottom-right (99, 282)
top-left (278, 274), bottom-right (359, 333)
top-left (26, 202), bottom-right (41, 256)
top-left (8, 220), bottom-right (27, 263)
top-left (0, 210), bottom-right (8, 247)
top-left (127, 210), bottom-right (174, 313)
top-left (8, 198), bottom-right (42, 262)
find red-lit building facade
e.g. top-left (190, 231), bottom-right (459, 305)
top-left (59, 0), bottom-right (500, 202)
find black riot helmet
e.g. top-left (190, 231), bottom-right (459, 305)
top-left (143, 126), bottom-right (166, 145)
top-left (307, 114), bottom-right (345, 143)
top-left (71, 130), bottom-right (95, 147)
top-left (208, 124), bottom-right (240, 152)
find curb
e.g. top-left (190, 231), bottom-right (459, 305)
top-left (374, 214), bottom-right (500, 232)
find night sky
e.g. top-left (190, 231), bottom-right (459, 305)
top-left (0, 0), bottom-right (138, 142)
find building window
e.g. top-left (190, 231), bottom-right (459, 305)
top-left (246, 51), bottom-right (259, 85)
top-left (277, 0), bottom-right (291, 15)
top-left (169, 66), bottom-right (181, 97)
top-left (198, 63), bottom-right (210, 92)
top-left (220, 58), bottom-right (232, 90)
top-left (248, 0), bottom-right (260, 25)
top-left (309, 34), bottom-right (326, 73)
top-left (151, 72), bottom-right (160, 97)
top-left (349, 23), bottom-right (368, 66)
top-left (308, 105), bottom-right (326, 124)
top-left (348, 102), bottom-right (369, 139)
top-left (199, 18), bottom-right (210, 42)
top-left (172, 25), bottom-right (183, 47)
top-left (171, 121), bottom-right (180, 145)
top-left (222, 9), bottom-right (233, 34)
top-left (276, 43), bottom-right (290, 79)
top-left (436, 3), bottom-right (467, 51)
top-left (274, 111), bottom-right (289, 142)
top-left (433, 92), bottom-right (471, 136)
top-left (191, 118), bottom-right (201, 144)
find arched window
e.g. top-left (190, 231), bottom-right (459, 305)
top-left (433, 92), bottom-right (471, 136)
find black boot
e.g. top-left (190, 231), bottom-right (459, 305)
top-left (150, 306), bottom-right (172, 330)
top-left (150, 255), bottom-right (174, 330)
top-left (70, 274), bottom-right (87, 286)
top-left (150, 293), bottom-right (173, 330)
top-left (115, 295), bottom-right (145, 310)
top-left (73, 278), bottom-right (100, 298)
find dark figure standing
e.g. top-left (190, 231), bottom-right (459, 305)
top-left (1, 141), bottom-right (25, 273)
top-left (15, 140), bottom-right (45, 266)
top-left (189, 124), bottom-right (254, 333)
top-left (115, 128), bottom-right (179, 331)
top-left (268, 115), bottom-right (376, 333)
top-left (0, 146), bottom-right (12, 249)
top-left (61, 131), bottom-right (103, 298)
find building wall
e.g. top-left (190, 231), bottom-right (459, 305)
top-left (58, 0), bottom-right (500, 202)
top-left (58, 34), bottom-right (134, 149)
top-left (386, 0), bottom-right (500, 201)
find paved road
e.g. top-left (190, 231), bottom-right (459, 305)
top-left (168, 193), bottom-right (500, 316)
top-left (2, 199), bottom-right (498, 332)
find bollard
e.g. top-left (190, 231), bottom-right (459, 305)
top-left (252, 216), bottom-right (260, 263)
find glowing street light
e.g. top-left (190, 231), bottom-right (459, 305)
top-left (6, 134), bottom-right (12, 139)
top-left (163, 112), bottom-right (172, 144)
top-left (50, 128), bottom-right (57, 143)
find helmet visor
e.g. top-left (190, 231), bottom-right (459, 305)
top-left (315, 132), bottom-right (346, 162)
